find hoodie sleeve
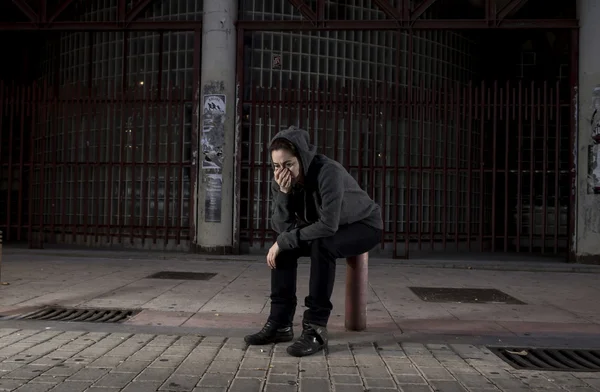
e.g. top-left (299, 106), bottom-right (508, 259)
top-left (270, 180), bottom-right (296, 234)
top-left (276, 164), bottom-right (343, 250)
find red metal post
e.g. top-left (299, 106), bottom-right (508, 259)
top-left (17, 85), bottom-right (27, 240)
top-left (517, 81), bottom-right (523, 251)
top-left (528, 82), bottom-right (535, 252)
top-left (345, 252), bottom-right (369, 332)
top-left (542, 81), bottom-right (549, 253)
top-left (442, 80), bottom-right (448, 250)
top-left (164, 82), bottom-right (174, 245)
top-left (455, 82), bottom-right (461, 250)
top-left (554, 81), bottom-right (561, 254)
top-left (478, 82), bottom-right (485, 251)
top-left (504, 81), bottom-right (511, 252)
top-left (429, 83), bottom-right (437, 250)
top-left (417, 79), bottom-right (424, 251)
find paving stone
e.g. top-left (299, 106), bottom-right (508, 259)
top-left (0, 378), bottom-right (25, 391)
top-left (429, 380), bottom-right (469, 392)
top-left (121, 381), bottom-right (163, 392)
top-left (419, 367), bottom-right (456, 381)
top-left (30, 375), bottom-right (67, 384)
top-left (67, 367), bottom-right (111, 382)
top-left (13, 382), bottom-right (53, 392)
top-left (299, 377), bottom-right (330, 392)
top-left (398, 385), bottom-right (434, 392)
top-left (330, 367), bottom-right (360, 375)
top-left (268, 373), bottom-right (298, 384)
top-left (236, 369), bottom-right (268, 378)
top-left (45, 381), bottom-right (92, 392)
top-left (135, 367), bottom-right (173, 382)
top-left (228, 377), bottom-right (263, 392)
top-left (4, 365), bottom-right (49, 380)
top-left (265, 383), bottom-right (296, 392)
top-left (333, 385), bottom-right (366, 392)
top-left (43, 365), bottom-right (84, 377)
top-left (364, 378), bottom-right (397, 389)
top-left (113, 361), bottom-right (152, 373)
top-left (206, 360), bottom-right (239, 374)
top-left (331, 374), bottom-right (362, 384)
top-left (92, 372), bottom-right (136, 388)
top-left (269, 364), bottom-right (298, 375)
top-left (159, 375), bottom-right (201, 391)
top-left (197, 373), bottom-right (235, 388)
top-left (395, 374), bottom-right (428, 384)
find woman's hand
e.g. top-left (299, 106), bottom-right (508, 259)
top-left (267, 242), bottom-right (280, 269)
top-left (274, 168), bottom-right (292, 194)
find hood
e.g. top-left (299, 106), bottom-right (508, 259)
top-left (270, 126), bottom-right (316, 175)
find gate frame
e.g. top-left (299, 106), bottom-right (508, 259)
top-left (233, 0), bottom-right (579, 259)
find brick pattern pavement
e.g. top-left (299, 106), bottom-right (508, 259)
top-left (0, 328), bottom-right (598, 391)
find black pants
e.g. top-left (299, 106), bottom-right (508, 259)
top-left (269, 222), bottom-right (382, 327)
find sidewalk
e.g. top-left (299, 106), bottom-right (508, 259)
top-left (0, 248), bottom-right (599, 391)
top-left (0, 327), bottom-right (599, 392)
top-left (1, 248), bottom-right (600, 339)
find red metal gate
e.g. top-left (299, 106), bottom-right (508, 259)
top-left (0, 81), bottom-right (193, 249)
top-left (240, 79), bottom-right (572, 257)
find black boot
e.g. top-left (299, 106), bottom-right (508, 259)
top-left (286, 321), bottom-right (328, 357)
top-left (244, 320), bottom-right (294, 345)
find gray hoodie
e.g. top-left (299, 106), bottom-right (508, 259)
top-left (270, 126), bottom-right (383, 250)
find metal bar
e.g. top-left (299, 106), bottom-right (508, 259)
top-left (466, 82), bottom-right (473, 250)
top-left (17, 85), bottom-right (27, 240)
top-left (0, 21), bottom-right (203, 31)
top-left (333, 80), bottom-right (340, 163)
top-left (372, 0), bottom-right (403, 22)
top-left (455, 81), bottom-right (461, 250)
top-left (190, 28), bottom-right (201, 248)
top-left (369, 82), bottom-right (376, 201)
top-left (344, 82), bottom-right (351, 172)
top-left (287, 0), bottom-right (317, 23)
top-left (357, 82), bottom-right (364, 190)
top-left (542, 81), bottom-right (548, 253)
top-left (381, 80), bottom-right (388, 249)
top-left (59, 85), bottom-right (67, 242)
top-left (417, 79), bottom-right (424, 250)
top-left (94, 85), bottom-right (103, 243)
top-left (259, 86), bottom-right (270, 248)
top-left (164, 82), bottom-right (174, 246)
top-left (176, 86), bottom-right (185, 245)
top-left (429, 82), bottom-right (436, 250)
top-left (554, 81), bottom-right (560, 254)
top-left (141, 83), bottom-right (151, 245)
top-left (117, 84), bottom-right (127, 244)
top-left (27, 84), bottom-right (36, 244)
top-left (0, 82), bottom-right (4, 234)
top-left (404, 31), bottom-right (413, 258)
top-left (106, 82), bottom-right (116, 243)
top-left (11, 0), bottom-right (38, 23)
top-left (73, 81), bottom-right (82, 243)
top-left (411, 0), bottom-right (438, 21)
top-left (491, 81), bottom-right (498, 252)
top-left (47, 0), bottom-right (76, 24)
top-left (0, 18), bottom-right (578, 32)
top-left (497, 0), bottom-right (529, 22)
top-left (393, 30), bottom-right (401, 258)
top-left (126, 0), bottom-right (158, 24)
top-left (517, 81), bottom-right (523, 251)
top-left (6, 84), bottom-right (16, 241)
top-left (129, 85), bottom-right (139, 245)
top-left (319, 81), bottom-right (326, 157)
top-left (478, 82), bottom-right (485, 252)
top-left (83, 34), bottom-right (95, 244)
top-left (442, 80), bottom-right (448, 250)
top-left (568, 28), bottom-right (578, 262)
top-left (345, 253), bottom-right (369, 331)
top-left (248, 85), bottom-right (257, 245)
top-left (317, 0), bottom-right (326, 21)
top-left (37, 83), bottom-right (48, 247)
top-left (528, 82), bottom-right (535, 252)
top-left (504, 81), bottom-right (510, 252)
top-left (153, 34), bottom-right (164, 245)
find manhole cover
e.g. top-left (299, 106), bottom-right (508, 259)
top-left (489, 347), bottom-right (600, 372)
top-left (146, 271), bottom-right (217, 280)
top-left (409, 287), bottom-right (525, 304)
top-left (0, 307), bottom-right (140, 324)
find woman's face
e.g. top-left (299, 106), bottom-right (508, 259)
top-left (271, 148), bottom-right (302, 182)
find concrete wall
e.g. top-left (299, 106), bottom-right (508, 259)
top-left (576, 0), bottom-right (600, 262)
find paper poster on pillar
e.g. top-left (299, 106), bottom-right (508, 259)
top-left (201, 93), bottom-right (226, 223)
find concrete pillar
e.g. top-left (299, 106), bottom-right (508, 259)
top-left (194, 0), bottom-right (237, 253)
top-left (576, 0), bottom-right (600, 263)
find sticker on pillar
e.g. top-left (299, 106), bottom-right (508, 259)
top-left (591, 85), bottom-right (600, 144)
top-left (201, 94), bottom-right (226, 170)
top-left (205, 173), bottom-right (222, 222)
top-left (589, 144), bottom-right (600, 194)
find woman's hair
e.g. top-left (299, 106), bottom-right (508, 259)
top-left (269, 138), bottom-right (297, 156)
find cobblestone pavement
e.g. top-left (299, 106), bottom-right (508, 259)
top-left (0, 328), bottom-right (598, 392)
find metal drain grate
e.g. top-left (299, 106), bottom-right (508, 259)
top-left (146, 271), bottom-right (217, 281)
top-left (489, 347), bottom-right (600, 372)
top-left (409, 287), bottom-right (525, 305)
top-left (0, 307), bottom-right (140, 324)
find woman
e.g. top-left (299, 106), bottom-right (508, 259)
top-left (244, 126), bottom-right (383, 357)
